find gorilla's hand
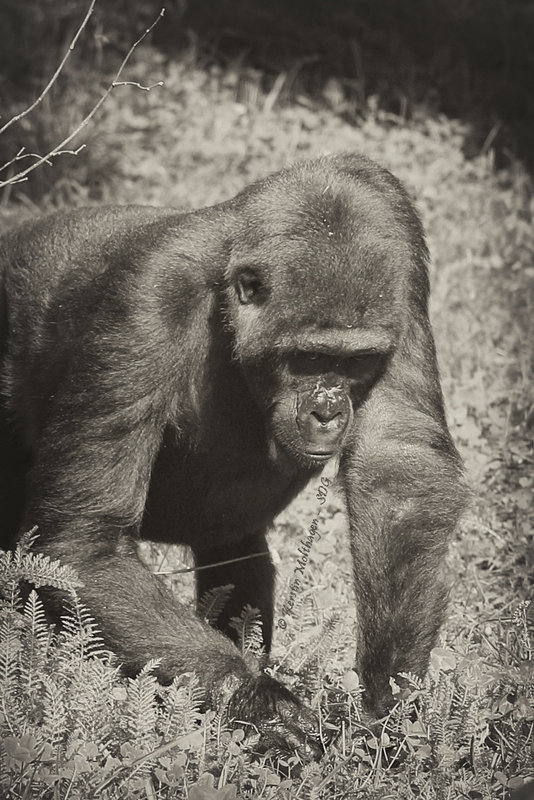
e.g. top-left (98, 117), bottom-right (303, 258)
top-left (227, 673), bottom-right (323, 761)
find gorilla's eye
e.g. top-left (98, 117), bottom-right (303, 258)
top-left (292, 351), bottom-right (336, 373)
top-left (347, 351), bottom-right (376, 363)
top-left (343, 352), bottom-right (382, 379)
top-left (296, 351), bottom-right (328, 365)
top-left (235, 268), bottom-right (265, 305)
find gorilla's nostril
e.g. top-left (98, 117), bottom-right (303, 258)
top-left (311, 410), bottom-right (342, 425)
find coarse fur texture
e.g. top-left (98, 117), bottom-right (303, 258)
top-left (0, 153), bottom-right (468, 756)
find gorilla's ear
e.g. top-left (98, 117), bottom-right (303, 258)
top-left (234, 266), bottom-right (268, 306)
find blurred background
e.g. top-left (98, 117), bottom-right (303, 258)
top-left (1, 0), bottom-right (534, 203)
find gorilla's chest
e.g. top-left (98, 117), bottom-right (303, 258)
top-left (141, 433), bottom-right (306, 550)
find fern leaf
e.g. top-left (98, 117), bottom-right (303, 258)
top-left (0, 609), bottom-right (24, 693)
top-left (41, 674), bottom-right (67, 747)
top-left (300, 614), bottom-right (340, 672)
top-left (19, 551), bottom-right (82, 591)
top-left (66, 655), bottom-right (119, 747)
top-left (125, 664), bottom-right (159, 747)
top-left (158, 673), bottom-right (205, 740)
top-left (59, 594), bottom-right (107, 666)
top-left (197, 584), bottom-right (234, 625)
top-left (229, 605), bottom-right (264, 660)
top-left (21, 590), bottom-right (51, 694)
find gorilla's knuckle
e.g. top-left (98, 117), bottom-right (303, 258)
top-left (227, 673), bottom-right (323, 760)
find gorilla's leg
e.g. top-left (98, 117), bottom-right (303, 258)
top-left (194, 532), bottom-right (275, 651)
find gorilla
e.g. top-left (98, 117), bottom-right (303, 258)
top-left (0, 153), bottom-right (467, 755)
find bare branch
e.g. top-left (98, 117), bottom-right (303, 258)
top-left (0, 148), bottom-right (27, 174)
top-left (112, 80), bottom-right (164, 91)
top-left (0, 7), bottom-right (166, 190)
top-left (0, 0), bottom-right (97, 137)
top-left (0, 145), bottom-right (86, 176)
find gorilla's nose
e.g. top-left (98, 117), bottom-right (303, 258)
top-left (311, 391), bottom-right (345, 424)
top-left (311, 408), bottom-right (342, 424)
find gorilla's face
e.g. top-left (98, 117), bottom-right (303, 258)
top-left (267, 350), bottom-right (384, 467)
top-left (236, 345), bottom-right (386, 469)
top-left (225, 165), bottom-right (406, 467)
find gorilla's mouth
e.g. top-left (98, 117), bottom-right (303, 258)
top-left (304, 450), bottom-right (335, 460)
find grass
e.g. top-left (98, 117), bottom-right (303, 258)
top-left (0, 42), bottom-right (533, 800)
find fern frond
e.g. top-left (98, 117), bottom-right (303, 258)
top-left (41, 674), bottom-right (67, 748)
top-left (59, 594), bottom-right (107, 667)
top-left (23, 590), bottom-right (50, 647)
top-left (124, 664), bottom-right (159, 746)
top-left (0, 553), bottom-right (24, 611)
top-left (197, 584), bottom-right (234, 625)
top-left (18, 551), bottom-right (82, 592)
top-left (0, 608), bottom-right (24, 693)
top-left (427, 670), bottom-right (453, 751)
top-left (158, 673), bottom-right (205, 740)
top-left (21, 590), bottom-right (51, 695)
top-left (138, 658), bottom-right (162, 678)
top-left (229, 605), bottom-right (264, 660)
top-left (448, 686), bottom-right (471, 742)
top-left (15, 526), bottom-right (40, 552)
top-left (66, 655), bottom-right (119, 747)
top-left (300, 614), bottom-right (340, 671)
top-left (0, 622), bottom-right (28, 738)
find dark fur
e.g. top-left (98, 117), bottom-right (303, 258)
top-left (0, 154), bottom-right (467, 753)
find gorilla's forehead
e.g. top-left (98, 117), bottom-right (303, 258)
top-left (236, 176), bottom-right (411, 329)
top-left (245, 170), bottom-right (402, 239)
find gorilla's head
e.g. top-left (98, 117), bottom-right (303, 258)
top-left (223, 154), bottom-right (428, 468)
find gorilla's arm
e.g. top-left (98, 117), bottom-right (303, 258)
top-left (342, 318), bottom-right (467, 716)
top-left (20, 280), bottom-right (248, 691)
top-left (193, 532), bottom-right (276, 651)
top-left (7, 212), bottom-right (321, 757)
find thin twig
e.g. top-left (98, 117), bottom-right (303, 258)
top-left (0, 148), bottom-right (26, 174)
top-left (112, 80), bottom-right (164, 91)
top-left (0, 0), bottom-right (97, 136)
top-left (155, 550), bottom-right (271, 575)
top-left (0, 145), bottom-right (86, 176)
top-left (0, 8), bottom-right (166, 190)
